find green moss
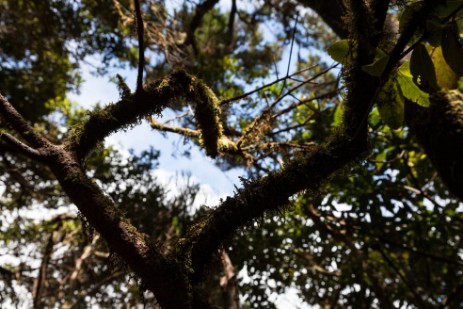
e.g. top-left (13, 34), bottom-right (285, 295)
top-left (189, 78), bottom-right (224, 158)
top-left (115, 74), bottom-right (132, 99)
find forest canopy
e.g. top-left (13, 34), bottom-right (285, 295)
top-left (1, 0), bottom-right (463, 308)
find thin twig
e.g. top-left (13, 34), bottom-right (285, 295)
top-left (134, 0), bottom-right (145, 92)
top-left (0, 132), bottom-right (42, 159)
top-left (279, 14), bottom-right (299, 96)
top-left (376, 247), bottom-right (427, 308)
top-left (0, 94), bottom-right (49, 149)
top-left (220, 65), bottom-right (319, 105)
top-left (147, 116), bottom-right (201, 138)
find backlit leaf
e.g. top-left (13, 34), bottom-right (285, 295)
top-left (397, 62), bottom-right (430, 107)
top-left (433, 46), bottom-right (458, 89)
top-left (326, 40), bottom-right (350, 64)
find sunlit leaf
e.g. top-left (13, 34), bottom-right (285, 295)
top-left (397, 62), bottom-right (430, 107)
top-left (433, 46), bottom-right (458, 89)
top-left (326, 39), bottom-right (350, 64)
top-left (332, 104), bottom-right (344, 127)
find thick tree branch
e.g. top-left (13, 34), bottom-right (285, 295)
top-left (296, 0), bottom-right (348, 38)
top-left (184, 123), bottom-right (373, 282)
top-left (0, 94), bottom-right (193, 307)
top-left (47, 153), bottom-right (192, 308)
top-left (66, 70), bottom-right (224, 160)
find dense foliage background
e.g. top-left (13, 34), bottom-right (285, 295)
top-left (1, 0), bottom-right (463, 308)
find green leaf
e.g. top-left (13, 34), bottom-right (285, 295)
top-left (375, 151), bottom-right (387, 171)
top-left (410, 44), bottom-right (438, 90)
top-left (397, 62), bottom-right (430, 107)
top-left (332, 104), bottom-right (344, 127)
top-left (326, 40), bottom-right (350, 64)
top-left (362, 55), bottom-right (390, 77)
top-left (441, 22), bottom-right (463, 76)
top-left (376, 79), bottom-right (405, 129)
top-left (433, 46), bottom-right (458, 89)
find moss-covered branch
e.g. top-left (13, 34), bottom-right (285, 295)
top-left (184, 129), bottom-right (369, 282)
top-left (66, 70), bottom-right (225, 160)
top-left (45, 147), bottom-right (193, 308)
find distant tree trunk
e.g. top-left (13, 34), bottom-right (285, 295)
top-left (219, 249), bottom-right (240, 309)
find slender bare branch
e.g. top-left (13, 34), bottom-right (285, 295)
top-left (133, 0), bottom-right (145, 92)
top-left (0, 132), bottom-right (42, 159)
top-left (220, 65), bottom-right (319, 105)
top-left (0, 94), bottom-right (49, 149)
top-left (69, 234), bottom-right (100, 284)
top-left (147, 116), bottom-right (201, 138)
top-left (33, 232), bottom-right (54, 309)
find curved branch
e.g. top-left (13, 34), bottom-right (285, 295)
top-left (0, 132), bottom-right (42, 160)
top-left (66, 70), bottom-right (224, 160)
top-left (0, 94), bottom-right (49, 149)
top-left (147, 116), bottom-right (201, 138)
top-left (184, 131), bottom-right (369, 282)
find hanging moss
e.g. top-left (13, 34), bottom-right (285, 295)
top-left (187, 77), bottom-right (224, 158)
